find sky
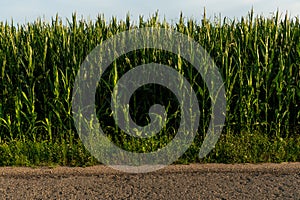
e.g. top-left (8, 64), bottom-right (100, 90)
top-left (0, 0), bottom-right (300, 24)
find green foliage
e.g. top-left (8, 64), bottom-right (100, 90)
top-left (0, 10), bottom-right (299, 166)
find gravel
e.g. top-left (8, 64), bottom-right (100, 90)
top-left (1, 163), bottom-right (299, 199)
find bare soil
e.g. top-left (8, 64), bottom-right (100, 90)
top-left (1, 163), bottom-right (300, 199)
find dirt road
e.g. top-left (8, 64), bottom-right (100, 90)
top-left (1, 163), bottom-right (299, 199)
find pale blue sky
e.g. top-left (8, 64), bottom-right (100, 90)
top-left (1, 0), bottom-right (300, 24)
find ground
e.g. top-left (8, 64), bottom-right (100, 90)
top-left (1, 163), bottom-right (299, 199)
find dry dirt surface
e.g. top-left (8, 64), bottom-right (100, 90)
top-left (0, 163), bottom-right (300, 199)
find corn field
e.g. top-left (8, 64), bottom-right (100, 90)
top-left (0, 10), bottom-right (299, 166)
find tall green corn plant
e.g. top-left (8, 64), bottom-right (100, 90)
top-left (0, 11), bottom-right (300, 157)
